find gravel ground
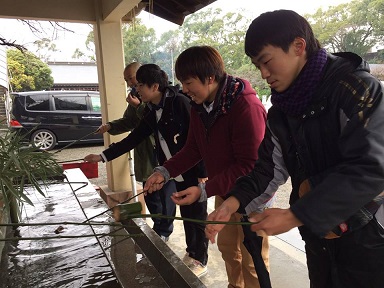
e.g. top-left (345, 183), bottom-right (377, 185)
top-left (52, 143), bottom-right (292, 209)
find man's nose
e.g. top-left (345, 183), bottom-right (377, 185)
top-left (260, 66), bottom-right (270, 79)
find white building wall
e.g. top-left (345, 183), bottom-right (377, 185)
top-left (0, 46), bottom-right (9, 124)
top-left (0, 46), bottom-right (8, 89)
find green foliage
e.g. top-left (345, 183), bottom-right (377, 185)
top-left (179, 8), bottom-right (251, 71)
top-left (370, 49), bottom-right (384, 63)
top-left (72, 48), bottom-right (86, 60)
top-left (7, 49), bottom-right (54, 92)
top-left (149, 8), bottom-right (257, 88)
top-left (7, 59), bottom-right (35, 91)
top-left (71, 30), bottom-right (97, 62)
top-left (231, 63), bottom-right (270, 100)
top-left (84, 30), bottom-right (96, 62)
top-left (0, 127), bottom-right (64, 221)
top-left (33, 38), bottom-right (58, 62)
top-left (156, 30), bottom-right (182, 80)
top-left (122, 19), bottom-right (157, 65)
top-left (307, 0), bottom-right (384, 56)
top-left (369, 0), bottom-right (384, 38)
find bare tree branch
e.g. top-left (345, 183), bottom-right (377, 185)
top-left (20, 20), bottom-right (75, 39)
top-left (0, 37), bottom-right (26, 51)
top-left (1, 20), bottom-right (77, 53)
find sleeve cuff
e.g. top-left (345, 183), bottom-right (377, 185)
top-left (153, 166), bottom-right (170, 183)
top-left (100, 153), bottom-right (107, 163)
top-left (198, 182), bottom-right (207, 202)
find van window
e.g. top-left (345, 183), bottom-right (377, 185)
top-left (26, 94), bottom-right (50, 111)
top-left (90, 96), bottom-right (101, 112)
top-left (54, 96), bottom-right (87, 111)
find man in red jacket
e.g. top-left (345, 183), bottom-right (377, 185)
top-left (144, 46), bottom-right (269, 288)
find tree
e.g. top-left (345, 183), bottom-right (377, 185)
top-left (154, 8), bottom-right (263, 93)
top-left (174, 8), bottom-right (266, 98)
top-left (179, 8), bottom-right (251, 71)
top-left (7, 49), bottom-right (54, 92)
top-left (0, 37), bottom-right (26, 51)
top-left (7, 59), bottom-right (35, 91)
top-left (232, 63), bottom-right (270, 99)
top-left (122, 19), bottom-right (157, 65)
top-left (1, 20), bottom-right (77, 55)
top-left (370, 48), bottom-right (384, 63)
top-left (157, 30), bottom-right (182, 83)
top-left (33, 38), bottom-right (58, 62)
top-left (83, 30), bottom-right (96, 62)
top-left (72, 32), bottom-right (96, 62)
top-left (366, 0), bottom-right (384, 49)
top-left (307, 0), bottom-right (384, 56)
top-left (72, 48), bottom-right (87, 61)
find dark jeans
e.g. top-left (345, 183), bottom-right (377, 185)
top-left (299, 217), bottom-right (384, 288)
top-left (143, 180), bottom-right (176, 238)
top-left (176, 181), bottom-right (209, 266)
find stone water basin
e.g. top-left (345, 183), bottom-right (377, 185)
top-left (0, 168), bottom-right (174, 287)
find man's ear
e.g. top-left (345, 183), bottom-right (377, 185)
top-left (152, 83), bottom-right (160, 91)
top-left (293, 37), bottom-right (306, 56)
top-left (207, 76), bottom-right (215, 84)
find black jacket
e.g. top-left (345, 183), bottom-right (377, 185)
top-left (106, 102), bottom-right (156, 182)
top-left (230, 52), bottom-right (384, 238)
top-left (103, 86), bottom-right (206, 187)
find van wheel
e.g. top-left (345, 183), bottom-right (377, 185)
top-left (31, 129), bottom-right (57, 151)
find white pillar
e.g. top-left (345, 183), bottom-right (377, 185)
top-left (93, 4), bottom-right (132, 193)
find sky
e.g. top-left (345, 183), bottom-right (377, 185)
top-left (0, 0), bottom-right (350, 61)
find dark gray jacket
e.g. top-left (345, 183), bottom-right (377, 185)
top-left (230, 52), bottom-right (384, 238)
top-left (107, 102), bottom-right (156, 182)
top-left (103, 86), bottom-right (206, 187)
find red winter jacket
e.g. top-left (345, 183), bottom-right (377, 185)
top-left (163, 75), bottom-right (266, 198)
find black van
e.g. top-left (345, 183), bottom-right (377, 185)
top-left (9, 90), bottom-right (103, 150)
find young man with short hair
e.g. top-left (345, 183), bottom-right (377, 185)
top-left (144, 46), bottom-right (268, 288)
top-left (85, 64), bottom-right (209, 278)
top-left (95, 62), bottom-right (175, 241)
top-left (206, 10), bottom-right (384, 288)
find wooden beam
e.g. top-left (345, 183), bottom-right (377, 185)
top-left (0, 0), bottom-right (96, 23)
top-left (101, 0), bottom-right (141, 22)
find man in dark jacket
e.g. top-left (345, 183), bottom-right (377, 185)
top-left (85, 64), bottom-right (209, 278)
top-left (206, 10), bottom-right (384, 288)
top-left (96, 62), bottom-right (174, 241)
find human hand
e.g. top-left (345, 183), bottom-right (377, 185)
top-left (84, 154), bottom-right (102, 163)
top-left (171, 186), bottom-right (201, 205)
top-left (143, 172), bottom-right (165, 194)
top-left (198, 177), bottom-right (208, 184)
top-left (249, 208), bottom-right (303, 236)
top-left (96, 123), bottom-right (110, 134)
top-left (126, 93), bottom-right (140, 108)
top-left (205, 196), bottom-right (240, 243)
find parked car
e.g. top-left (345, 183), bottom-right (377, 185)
top-left (9, 90), bottom-right (103, 151)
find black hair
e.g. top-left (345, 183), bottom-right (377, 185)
top-left (136, 64), bottom-right (169, 93)
top-left (175, 46), bottom-right (225, 83)
top-left (245, 10), bottom-right (321, 59)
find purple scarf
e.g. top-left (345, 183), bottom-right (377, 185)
top-left (271, 48), bottom-right (327, 117)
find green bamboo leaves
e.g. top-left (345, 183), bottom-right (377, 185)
top-left (0, 127), bottom-right (63, 221)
